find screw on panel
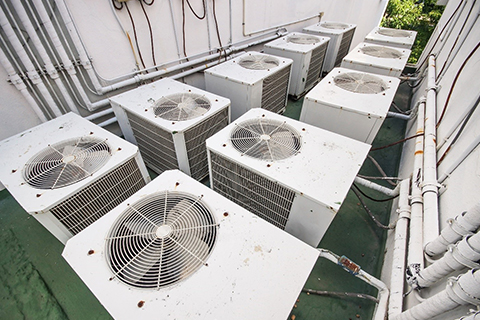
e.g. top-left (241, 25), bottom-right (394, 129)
top-left (137, 301), bottom-right (145, 308)
top-left (223, 212), bottom-right (229, 217)
top-left (87, 250), bottom-right (94, 255)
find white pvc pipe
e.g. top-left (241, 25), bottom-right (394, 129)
top-left (422, 55), bottom-right (440, 249)
top-left (393, 269), bottom-right (480, 320)
top-left (11, 1), bottom-right (79, 114)
top-left (354, 176), bottom-right (400, 197)
top-left (408, 100), bottom-right (425, 277)
top-left (417, 232), bottom-right (480, 288)
top-left (317, 249), bottom-right (389, 320)
top-left (0, 6), bottom-right (63, 117)
top-left (425, 202), bottom-right (480, 256)
top-left (0, 49), bottom-right (47, 122)
top-left (54, 0), bottom-right (103, 92)
top-left (387, 111), bottom-right (412, 121)
top-left (388, 179), bottom-right (411, 318)
top-left (84, 108), bottom-right (114, 121)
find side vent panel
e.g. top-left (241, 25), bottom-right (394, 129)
top-left (125, 110), bottom-right (178, 173)
top-left (50, 157), bottom-right (146, 235)
top-left (305, 42), bottom-right (327, 89)
top-left (261, 65), bottom-right (291, 114)
top-left (210, 151), bottom-right (296, 229)
top-left (184, 108), bottom-right (229, 180)
top-left (335, 27), bottom-right (355, 67)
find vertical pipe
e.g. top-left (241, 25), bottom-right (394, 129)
top-left (388, 179), bottom-right (411, 317)
top-left (408, 100), bottom-right (425, 279)
top-left (168, 0), bottom-right (182, 58)
top-left (0, 6), bottom-right (63, 117)
top-left (422, 55), bottom-right (439, 251)
top-left (11, 1), bottom-right (79, 114)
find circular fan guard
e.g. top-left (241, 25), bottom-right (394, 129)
top-left (22, 136), bottom-right (111, 190)
top-left (321, 22), bottom-right (349, 29)
top-left (238, 54), bottom-right (279, 70)
top-left (230, 118), bottom-right (302, 161)
top-left (287, 35), bottom-right (320, 45)
top-left (153, 93), bottom-right (211, 121)
top-left (105, 191), bottom-right (217, 290)
top-left (333, 72), bottom-right (387, 94)
top-left (360, 46), bottom-right (403, 59)
top-left (377, 28), bottom-right (411, 38)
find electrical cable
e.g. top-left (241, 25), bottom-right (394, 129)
top-left (351, 185), bottom-right (397, 229)
top-left (370, 133), bottom-right (424, 151)
top-left (139, 0), bottom-right (157, 67)
top-left (212, 0), bottom-right (224, 60)
top-left (390, 101), bottom-right (411, 114)
top-left (302, 289), bottom-right (379, 304)
top-left (367, 155), bottom-right (397, 186)
top-left (436, 41), bottom-right (480, 128)
top-left (352, 183), bottom-right (399, 203)
top-left (112, 0), bottom-right (123, 10)
top-left (143, 0), bottom-right (154, 5)
top-left (182, 0), bottom-right (187, 58)
top-left (437, 92), bottom-right (480, 166)
top-left (186, 0), bottom-right (206, 20)
top-left (125, 2), bottom-right (147, 69)
top-left (357, 175), bottom-right (402, 181)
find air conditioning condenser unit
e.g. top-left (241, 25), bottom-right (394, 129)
top-left (364, 27), bottom-right (417, 50)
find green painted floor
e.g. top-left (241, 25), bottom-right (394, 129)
top-left (0, 84), bottom-right (408, 320)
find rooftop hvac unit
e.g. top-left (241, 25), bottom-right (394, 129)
top-left (204, 51), bottom-right (293, 121)
top-left (264, 32), bottom-right (329, 98)
top-left (206, 109), bottom-right (370, 247)
top-left (62, 169), bottom-right (319, 320)
top-left (300, 68), bottom-right (400, 144)
top-left (109, 78), bottom-right (230, 180)
top-left (341, 42), bottom-right (411, 77)
top-left (0, 113), bottom-right (150, 244)
top-left (364, 27), bottom-right (417, 50)
top-left (303, 21), bottom-right (356, 73)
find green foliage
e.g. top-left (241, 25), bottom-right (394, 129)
top-left (381, 0), bottom-right (444, 63)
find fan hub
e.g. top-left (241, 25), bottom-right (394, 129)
top-left (155, 225), bottom-right (173, 238)
top-left (260, 134), bottom-right (271, 141)
top-left (62, 155), bottom-right (76, 164)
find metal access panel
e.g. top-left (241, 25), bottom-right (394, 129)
top-left (205, 51), bottom-right (293, 120)
top-left (341, 42), bottom-right (411, 77)
top-left (300, 67), bottom-right (400, 144)
top-left (303, 21), bottom-right (356, 73)
top-left (264, 32), bottom-right (330, 97)
top-left (364, 27), bottom-right (417, 50)
top-left (207, 108), bottom-right (370, 247)
top-left (62, 169), bottom-right (319, 320)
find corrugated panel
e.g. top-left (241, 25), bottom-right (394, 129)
top-left (184, 108), bottom-right (229, 180)
top-left (50, 157), bottom-right (146, 235)
top-left (209, 151), bottom-right (295, 229)
top-left (125, 110), bottom-right (178, 174)
top-left (335, 27), bottom-right (355, 67)
top-left (304, 42), bottom-right (328, 90)
top-left (261, 65), bottom-right (291, 114)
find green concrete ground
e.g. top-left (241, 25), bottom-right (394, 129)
top-left (0, 84), bottom-right (408, 320)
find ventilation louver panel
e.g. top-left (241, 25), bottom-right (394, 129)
top-left (377, 28), bottom-right (411, 37)
top-left (23, 137), bottom-right (111, 190)
top-left (50, 157), bottom-right (146, 235)
top-left (125, 110), bottom-right (178, 173)
top-left (261, 64), bottom-right (291, 114)
top-left (209, 151), bottom-right (295, 229)
top-left (304, 42), bottom-right (328, 90)
top-left (334, 27), bottom-right (355, 67)
top-left (105, 190), bottom-right (217, 289)
top-left (360, 46), bottom-right (403, 59)
top-left (333, 72), bottom-right (387, 94)
top-left (153, 93), bottom-right (211, 121)
top-left (184, 107), bottom-right (229, 180)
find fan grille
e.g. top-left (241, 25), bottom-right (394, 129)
top-left (378, 28), bottom-right (411, 38)
top-left (287, 35), bottom-right (320, 45)
top-left (153, 93), bottom-right (211, 121)
top-left (238, 54), bottom-right (279, 70)
top-left (360, 46), bottom-right (403, 59)
top-left (334, 72), bottom-right (387, 94)
top-left (22, 137), bottom-right (111, 190)
top-left (230, 118), bottom-right (301, 161)
top-left (322, 22), bottom-right (350, 29)
top-left (106, 191), bottom-right (218, 290)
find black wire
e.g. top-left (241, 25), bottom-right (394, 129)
top-left (139, 0), bottom-right (156, 67)
top-left (143, 0), bottom-right (154, 5)
top-left (370, 133), bottom-right (424, 151)
top-left (182, 0), bottom-right (187, 58)
top-left (125, 2), bottom-right (147, 70)
top-left (186, 0), bottom-right (206, 20)
top-left (112, 0), bottom-right (123, 10)
top-left (352, 183), bottom-right (399, 203)
top-left (212, 0), bottom-right (224, 59)
top-left (351, 185), bottom-right (396, 230)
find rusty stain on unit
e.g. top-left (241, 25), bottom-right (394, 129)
top-left (87, 250), bottom-right (94, 255)
top-left (117, 147), bottom-right (122, 151)
top-left (11, 169), bottom-right (16, 173)
top-left (339, 256), bottom-right (360, 274)
top-left (267, 164), bottom-right (271, 167)
top-left (223, 212), bottom-right (229, 217)
top-left (137, 300), bottom-right (145, 308)
top-left (36, 194), bottom-right (42, 198)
